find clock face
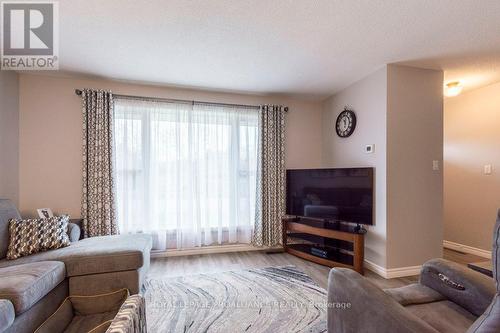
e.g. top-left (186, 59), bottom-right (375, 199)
top-left (336, 110), bottom-right (356, 138)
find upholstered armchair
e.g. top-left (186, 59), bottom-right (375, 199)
top-left (327, 210), bottom-right (500, 333)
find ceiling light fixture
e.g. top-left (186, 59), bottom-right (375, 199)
top-left (445, 81), bottom-right (463, 97)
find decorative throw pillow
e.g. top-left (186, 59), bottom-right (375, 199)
top-left (7, 215), bottom-right (71, 260)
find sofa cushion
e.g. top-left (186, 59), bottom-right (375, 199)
top-left (406, 300), bottom-right (476, 333)
top-left (0, 234), bottom-right (152, 277)
top-left (7, 280), bottom-right (68, 333)
top-left (7, 215), bottom-right (71, 260)
top-left (384, 283), bottom-right (445, 306)
top-left (0, 199), bottom-right (22, 259)
top-left (0, 261), bottom-right (65, 315)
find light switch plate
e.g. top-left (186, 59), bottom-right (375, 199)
top-left (432, 160), bottom-right (440, 171)
top-left (484, 164), bottom-right (492, 175)
top-left (365, 144), bottom-right (375, 154)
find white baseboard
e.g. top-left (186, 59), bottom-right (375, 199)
top-left (443, 240), bottom-right (491, 259)
top-left (364, 259), bottom-right (421, 279)
top-left (363, 260), bottom-right (387, 277)
top-left (151, 244), bottom-right (280, 258)
top-left (385, 265), bottom-right (422, 278)
top-left (152, 245), bottom-right (424, 279)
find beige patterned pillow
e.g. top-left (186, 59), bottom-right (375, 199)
top-left (7, 215), bottom-right (71, 260)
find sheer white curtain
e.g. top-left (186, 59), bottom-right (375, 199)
top-left (114, 98), bottom-right (259, 250)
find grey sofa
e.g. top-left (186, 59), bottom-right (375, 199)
top-left (328, 209), bottom-right (500, 333)
top-left (0, 199), bottom-right (152, 333)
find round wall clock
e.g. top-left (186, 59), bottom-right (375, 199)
top-left (335, 108), bottom-right (356, 138)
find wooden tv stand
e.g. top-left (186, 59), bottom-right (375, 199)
top-left (282, 216), bottom-right (365, 275)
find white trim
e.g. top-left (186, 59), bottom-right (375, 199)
top-left (364, 259), bottom-right (421, 279)
top-left (385, 265), bottom-right (422, 278)
top-left (151, 244), bottom-right (280, 258)
top-left (443, 240), bottom-right (491, 259)
top-left (363, 259), bottom-right (387, 277)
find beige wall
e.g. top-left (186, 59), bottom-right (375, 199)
top-left (444, 81), bottom-right (500, 251)
top-left (322, 66), bottom-right (388, 267)
top-left (0, 71), bottom-right (19, 205)
top-left (386, 65), bottom-right (443, 268)
top-left (18, 73), bottom-right (323, 217)
top-left (322, 65), bottom-right (443, 269)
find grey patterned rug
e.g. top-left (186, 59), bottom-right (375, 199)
top-left (144, 266), bottom-right (327, 333)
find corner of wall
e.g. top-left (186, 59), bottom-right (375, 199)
top-left (320, 66), bottom-right (389, 269)
top-left (385, 64), bottom-right (444, 269)
top-left (444, 80), bottom-right (500, 251)
top-left (0, 71), bottom-right (20, 206)
top-left (321, 65), bottom-right (444, 272)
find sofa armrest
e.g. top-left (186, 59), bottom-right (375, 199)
top-left (420, 258), bottom-right (495, 316)
top-left (328, 268), bottom-right (438, 333)
top-left (67, 222), bottom-right (81, 242)
top-left (0, 299), bottom-right (15, 333)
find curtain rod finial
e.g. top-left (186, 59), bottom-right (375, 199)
top-left (75, 89), bottom-right (82, 96)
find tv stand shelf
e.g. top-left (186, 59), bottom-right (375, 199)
top-left (282, 216), bottom-right (365, 274)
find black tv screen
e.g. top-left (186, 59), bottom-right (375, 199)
top-left (286, 168), bottom-right (373, 225)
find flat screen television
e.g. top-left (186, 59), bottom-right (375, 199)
top-left (286, 167), bottom-right (373, 225)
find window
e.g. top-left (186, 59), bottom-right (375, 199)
top-left (114, 98), bottom-right (259, 250)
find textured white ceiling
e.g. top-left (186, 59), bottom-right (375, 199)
top-left (58, 0), bottom-right (500, 99)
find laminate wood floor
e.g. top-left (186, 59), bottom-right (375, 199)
top-left (149, 248), bottom-right (486, 290)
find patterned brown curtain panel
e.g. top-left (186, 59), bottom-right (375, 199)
top-left (81, 89), bottom-right (119, 237)
top-left (253, 105), bottom-right (286, 247)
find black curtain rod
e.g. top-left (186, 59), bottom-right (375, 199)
top-left (74, 89), bottom-right (288, 112)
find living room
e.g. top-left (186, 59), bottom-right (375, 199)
top-left (0, 1), bottom-right (499, 333)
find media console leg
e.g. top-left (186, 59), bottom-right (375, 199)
top-left (353, 236), bottom-right (364, 274)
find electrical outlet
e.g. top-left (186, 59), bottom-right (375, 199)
top-left (432, 160), bottom-right (439, 171)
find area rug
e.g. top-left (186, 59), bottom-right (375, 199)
top-left (144, 265), bottom-right (327, 332)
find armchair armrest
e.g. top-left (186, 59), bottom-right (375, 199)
top-left (420, 258), bottom-right (495, 316)
top-left (67, 222), bottom-right (81, 242)
top-left (328, 268), bottom-right (438, 333)
top-left (466, 293), bottom-right (500, 333)
top-left (0, 299), bottom-right (15, 332)
top-left (106, 294), bottom-right (147, 333)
